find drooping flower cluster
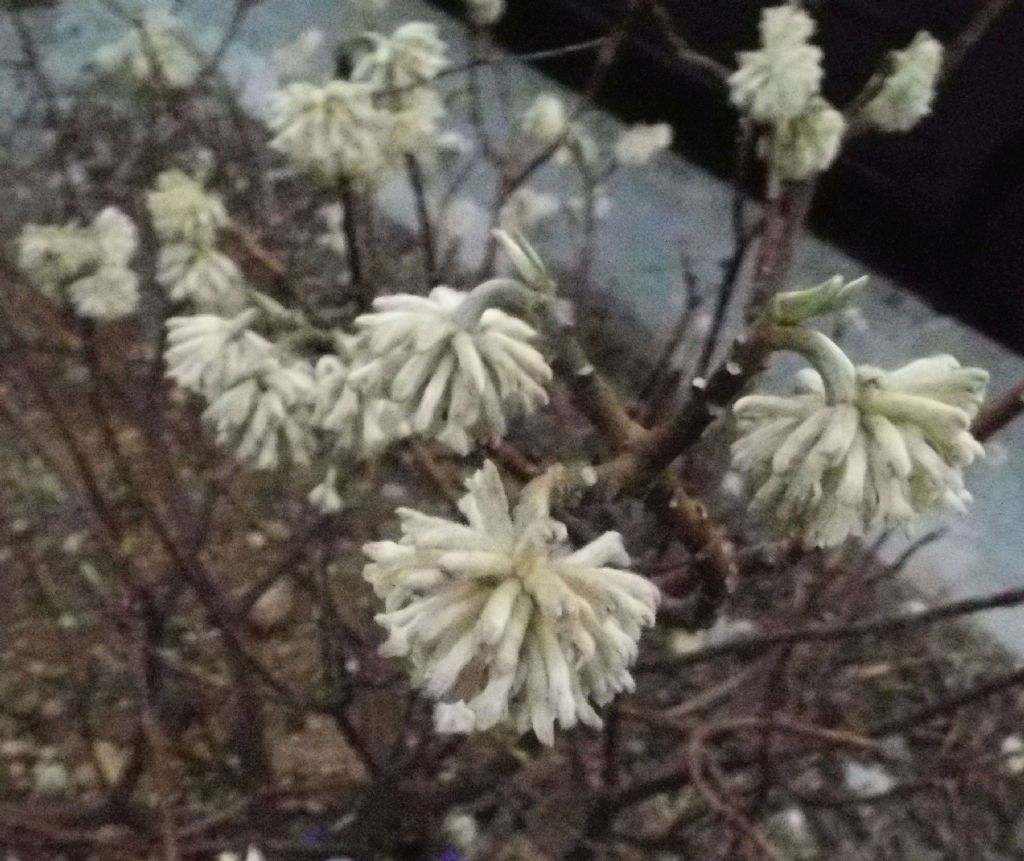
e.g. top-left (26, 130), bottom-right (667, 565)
top-left (93, 8), bottom-right (201, 90)
top-left (352, 283), bottom-right (554, 454)
top-left (363, 461), bottom-right (660, 744)
top-left (267, 22), bottom-right (449, 184)
top-left (732, 348), bottom-right (988, 548)
top-left (162, 259), bottom-right (557, 466)
top-left (353, 22), bottom-right (448, 158)
top-left (165, 311), bottom-right (317, 470)
top-left (863, 32), bottom-right (943, 133)
top-left (267, 80), bottom-right (393, 185)
top-left (351, 22), bottom-right (448, 91)
top-left (311, 334), bottom-right (411, 456)
top-left (147, 170), bottom-right (245, 311)
top-left (614, 122), bottom-right (674, 166)
top-left (17, 208), bottom-right (140, 321)
top-left (164, 310), bottom-right (272, 396)
top-left (204, 359), bottom-right (316, 471)
top-left (729, 4), bottom-right (845, 180)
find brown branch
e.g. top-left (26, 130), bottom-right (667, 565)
top-left (661, 478), bottom-right (738, 628)
top-left (642, 582), bottom-right (1024, 672)
top-left (870, 663), bottom-right (1024, 737)
top-left (686, 724), bottom-right (779, 860)
top-left (646, 0), bottom-right (730, 87)
top-left (406, 154), bottom-right (438, 288)
top-left (557, 335), bottom-right (647, 448)
top-left (972, 377), bottom-right (1024, 442)
top-left (941, 0), bottom-right (1016, 80)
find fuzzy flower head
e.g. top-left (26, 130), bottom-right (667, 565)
top-left (520, 93), bottom-right (568, 148)
top-left (203, 358), bottom-right (315, 471)
top-left (863, 32), bottom-right (943, 133)
top-left (386, 87), bottom-right (446, 157)
top-left (17, 208), bottom-right (139, 320)
top-left (352, 22), bottom-right (448, 92)
top-left (352, 283), bottom-right (554, 454)
top-left (729, 4), bottom-right (824, 123)
top-left (93, 8), bottom-right (201, 90)
top-left (157, 244), bottom-right (247, 311)
top-left (147, 170), bottom-right (229, 246)
top-left (67, 265), bottom-right (140, 321)
top-left (267, 80), bottom-right (392, 185)
top-left (17, 224), bottom-right (97, 296)
top-left (465, 0), bottom-right (505, 27)
top-left (363, 461), bottom-right (660, 745)
top-left (164, 310), bottom-right (273, 396)
top-left (311, 335), bottom-right (411, 457)
top-left (770, 97), bottom-right (845, 179)
top-left (732, 345), bottom-right (988, 548)
top-left (614, 122), bottom-right (673, 166)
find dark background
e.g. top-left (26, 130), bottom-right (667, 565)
top-left (435, 0), bottom-right (1024, 351)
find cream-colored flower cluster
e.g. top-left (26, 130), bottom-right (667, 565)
top-left (352, 283), bottom-right (554, 454)
top-left (863, 32), bottom-right (943, 133)
top-left (204, 359), bottom-right (316, 471)
top-left (729, 4), bottom-right (844, 180)
top-left (465, 0), bottom-right (505, 27)
top-left (93, 8), bottom-right (201, 90)
top-left (729, 4), bottom-right (823, 124)
top-left (17, 208), bottom-right (140, 321)
top-left (164, 311), bottom-right (315, 470)
top-left (363, 461), bottom-right (660, 744)
top-left (732, 352), bottom-right (988, 547)
top-left (164, 266), bottom-right (556, 467)
top-left (147, 170), bottom-right (245, 311)
top-left (311, 335), bottom-right (411, 457)
top-left (614, 122), bottom-right (674, 166)
top-left (268, 80), bottom-right (393, 185)
top-left (267, 22), bottom-right (448, 185)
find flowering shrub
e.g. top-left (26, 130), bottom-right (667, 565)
top-left (0, 0), bottom-right (1018, 857)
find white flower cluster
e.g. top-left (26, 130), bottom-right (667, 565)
top-left (729, 4), bottom-right (823, 124)
top-left (521, 93), bottom-right (569, 148)
top-left (465, 0), bottom-right (505, 27)
top-left (148, 170), bottom-right (246, 311)
top-left (268, 80), bottom-right (393, 185)
top-left (732, 351), bottom-right (988, 547)
top-left (863, 32), bottom-right (943, 133)
top-left (205, 360), bottom-right (316, 471)
top-left (17, 208), bottom-right (140, 321)
top-left (769, 97), bottom-right (845, 181)
top-left (93, 8), bottom-right (201, 90)
top-left (267, 22), bottom-right (449, 185)
top-left (352, 283), bottom-right (554, 454)
top-left (352, 22), bottom-right (448, 91)
top-left (614, 123), bottom-right (673, 166)
top-left (363, 461), bottom-right (660, 744)
top-left (164, 311), bottom-right (317, 470)
top-left (729, 4), bottom-right (845, 180)
top-left (311, 334), bottom-right (411, 456)
top-left (164, 266), bottom-right (556, 466)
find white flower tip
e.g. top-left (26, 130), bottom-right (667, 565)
top-left (434, 701), bottom-right (476, 734)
